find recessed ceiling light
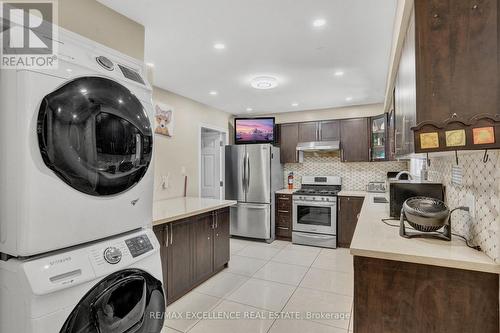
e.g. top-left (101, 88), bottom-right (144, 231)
top-left (213, 43), bottom-right (226, 50)
top-left (312, 18), bottom-right (326, 28)
top-left (146, 62), bottom-right (155, 68)
top-left (209, 91), bottom-right (218, 96)
top-left (345, 97), bottom-right (353, 101)
top-left (251, 76), bottom-right (279, 90)
top-left (334, 71), bottom-right (344, 77)
top-left (291, 102), bottom-right (299, 107)
top-left (246, 107), bottom-right (253, 112)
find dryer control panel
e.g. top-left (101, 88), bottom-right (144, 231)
top-left (125, 235), bottom-right (153, 258)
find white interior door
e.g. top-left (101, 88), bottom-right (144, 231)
top-left (201, 131), bottom-right (222, 198)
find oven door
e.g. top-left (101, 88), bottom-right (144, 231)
top-left (293, 200), bottom-right (336, 235)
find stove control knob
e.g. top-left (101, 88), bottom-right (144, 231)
top-left (104, 247), bottom-right (122, 264)
top-left (321, 197), bottom-right (325, 201)
top-left (312, 197), bottom-right (316, 201)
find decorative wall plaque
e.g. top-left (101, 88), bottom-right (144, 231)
top-left (473, 127), bottom-right (495, 145)
top-left (420, 132), bottom-right (439, 149)
top-left (445, 129), bottom-right (466, 147)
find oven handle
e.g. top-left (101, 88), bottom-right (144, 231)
top-left (293, 201), bottom-right (336, 207)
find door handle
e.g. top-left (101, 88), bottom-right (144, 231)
top-left (134, 134), bottom-right (142, 166)
top-left (246, 153), bottom-right (250, 191)
top-left (242, 153), bottom-right (247, 191)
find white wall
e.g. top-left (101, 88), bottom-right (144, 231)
top-left (152, 88), bottom-right (232, 201)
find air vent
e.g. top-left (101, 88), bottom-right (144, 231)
top-left (96, 56), bottom-right (114, 71)
top-left (118, 64), bottom-right (145, 85)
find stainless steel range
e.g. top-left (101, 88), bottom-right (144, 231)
top-left (292, 176), bottom-right (341, 248)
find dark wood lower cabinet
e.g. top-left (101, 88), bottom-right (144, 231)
top-left (153, 207), bottom-right (231, 305)
top-left (353, 256), bottom-right (499, 333)
top-left (275, 193), bottom-right (293, 240)
top-left (338, 196), bottom-right (364, 248)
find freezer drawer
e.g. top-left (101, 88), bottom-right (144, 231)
top-left (230, 203), bottom-right (271, 239)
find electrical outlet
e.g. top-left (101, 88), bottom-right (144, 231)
top-left (161, 174), bottom-right (170, 190)
top-left (465, 192), bottom-right (475, 219)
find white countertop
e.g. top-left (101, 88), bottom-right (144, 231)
top-left (153, 197), bottom-right (237, 225)
top-left (337, 190), bottom-right (367, 197)
top-left (350, 193), bottom-right (500, 274)
top-left (275, 188), bottom-right (298, 194)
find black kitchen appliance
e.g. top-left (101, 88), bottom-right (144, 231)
top-left (389, 181), bottom-right (444, 218)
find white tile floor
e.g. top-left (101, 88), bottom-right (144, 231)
top-left (161, 238), bottom-right (354, 333)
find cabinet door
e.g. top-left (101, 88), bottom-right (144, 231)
top-left (153, 225), bottom-right (168, 298)
top-left (338, 196), bottom-right (364, 248)
top-left (320, 120), bottom-right (340, 141)
top-left (279, 123), bottom-right (299, 163)
top-left (298, 122), bottom-right (319, 142)
top-left (193, 213), bottom-right (214, 284)
top-left (340, 118), bottom-right (370, 162)
top-left (167, 220), bottom-right (193, 303)
top-left (213, 208), bottom-right (230, 269)
top-left (370, 114), bottom-right (387, 161)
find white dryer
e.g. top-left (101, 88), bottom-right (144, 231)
top-left (0, 29), bottom-right (156, 257)
top-left (0, 228), bottom-right (165, 333)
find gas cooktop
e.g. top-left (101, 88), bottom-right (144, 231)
top-left (293, 176), bottom-right (342, 197)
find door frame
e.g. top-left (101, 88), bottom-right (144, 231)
top-left (198, 123), bottom-right (228, 199)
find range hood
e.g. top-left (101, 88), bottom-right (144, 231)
top-left (296, 141), bottom-right (340, 152)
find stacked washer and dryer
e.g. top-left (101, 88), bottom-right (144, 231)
top-left (0, 28), bottom-right (166, 332)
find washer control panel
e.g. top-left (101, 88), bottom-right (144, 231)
top-left (125, 235), bottom-right (153, 258)
top-left (103, 247), bottom-right (122, 264)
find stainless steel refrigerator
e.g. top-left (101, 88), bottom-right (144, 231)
top-left (225, 144), bottom-right (283, 241)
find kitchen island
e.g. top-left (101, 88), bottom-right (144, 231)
top-left (350, 193), bottom-right (500, 333)
top-left (153, 197), bottom-right (236, 304)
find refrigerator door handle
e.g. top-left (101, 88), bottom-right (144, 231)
top-left (246, 153), bottom-right (250, 191)
top-left (242, 153), bottom-right (247, 192)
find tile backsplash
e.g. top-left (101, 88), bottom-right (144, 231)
top-left (422, 151), bottom-right (500, 263)
top-left (283, 152), bottom-right (408, 191)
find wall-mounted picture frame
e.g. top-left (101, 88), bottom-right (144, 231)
top-left (154, 103), bottom-right (174, 137)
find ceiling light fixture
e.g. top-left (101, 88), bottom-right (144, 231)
top-left (334, 71), bottom-right (344, 77)
top-left (209, 91), bottom-right (218, 96)
top-left (246, 107), bottom-right (253, 112)
top-left (213, 43), bottom-right (226, 50)
top-left (345, 96), bottom-right (353, 101)
top-left (250, 76), bottom-right (279, 90)
top-left (312, 18), bottom-right (326, 28)
top-left (291, 102), bottom-right (299, 107)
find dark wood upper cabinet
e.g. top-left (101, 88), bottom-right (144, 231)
top-left (370, 114), bottom-right (388, 161)
top-left (414, 0), bottom-right (499, 123)
top-left (278, 123), bottom-right (299, 163)
top-left (340, 118), bottom-right (370, 162)
top-left (298, 122), bottom-right (319, 142)
top-left (319, 120), bottom-right (340, 141)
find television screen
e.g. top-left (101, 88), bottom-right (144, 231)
top-left (234, 117), bottom-right (275, 144)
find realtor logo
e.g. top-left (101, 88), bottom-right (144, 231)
top-left (1, 0), bottom-right (58, 69)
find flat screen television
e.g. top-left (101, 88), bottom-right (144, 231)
top-left (234, 117), bottom-right (275, 144)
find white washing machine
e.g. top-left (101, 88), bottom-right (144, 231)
top-left (0, 28), bottom-right (156, 257)
top-left (0, 228), bottom-right (165, 333)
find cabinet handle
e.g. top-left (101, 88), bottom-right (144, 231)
top-left (278, 210), bottom-right (289, 213)
top-left (170, 224), bottom-right (173, 245)
top-left (278, 197), bottom-right (290, 201)
top-left (356, 213), bottom-right (360, 220)
top-left (277, 226), bottom-right (289, 230)
top-left (164, 224), bottom-right (169, 248)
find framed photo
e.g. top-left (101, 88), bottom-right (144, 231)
top-left (154, 103), bottom-right (174, 137)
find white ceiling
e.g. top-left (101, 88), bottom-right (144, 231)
top-left (98, 0), bottom-right (397, 115)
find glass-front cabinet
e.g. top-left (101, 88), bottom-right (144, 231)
top-left (370, 114), bottom-right (388, 161)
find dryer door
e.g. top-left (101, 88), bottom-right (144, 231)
top-left (37, 76), bottom-right (153, 196)
top-left (60, 269), bottom-right (165, 333)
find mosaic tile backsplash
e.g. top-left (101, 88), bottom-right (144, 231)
top-left (424, 151), bottom-right (500, 263)
top-left (283, 152), bottom-right (408, 191)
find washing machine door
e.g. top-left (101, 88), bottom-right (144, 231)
top-left (60, 269), bottom-right (165, 333)
top-left (37, 76), bottom-right (153, 196)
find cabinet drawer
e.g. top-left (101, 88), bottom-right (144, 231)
top-left (276, 212), bottom-right (291, 227)
top-left (276, 194), bottom-right (292, 210)
top-left (276, 225), bottom-right (291, 238)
